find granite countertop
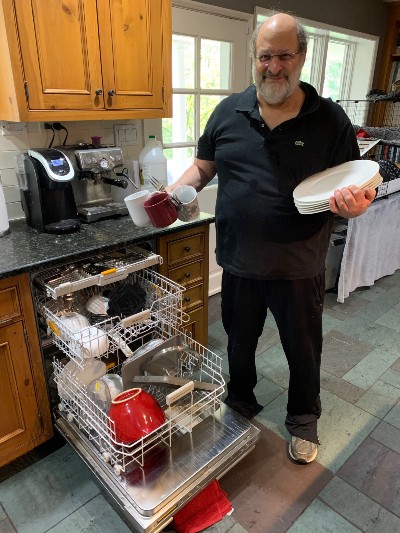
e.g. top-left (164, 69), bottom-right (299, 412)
top-left (0, 213), bottom-right (215, 279)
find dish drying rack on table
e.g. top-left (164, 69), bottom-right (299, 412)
top-left (32, 246), bottom-right (225, 476)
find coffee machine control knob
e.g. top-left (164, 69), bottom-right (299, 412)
top-left (100, 158), bottom-right (110, 170)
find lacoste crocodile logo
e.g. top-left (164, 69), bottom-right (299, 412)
top-left (295, 141), bottom-right (304, 146)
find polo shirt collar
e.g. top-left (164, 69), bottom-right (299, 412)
top-left (236, 81), bottom-right (320, 119)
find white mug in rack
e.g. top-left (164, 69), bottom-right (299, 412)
top-left (100, 374), bottom-right (124, 400)
top-left (57, 359), bottom-right (80, 401)
top-left (85, 294), bottom-right (109, 316)
top-left (73, 326), bottom-right (109, 359)
top-left (73, 359), bottom-right (107, 389)
top-left (56, 312), bottom-right (90, 341)
top-left (87, 378), bottom-right (112, 412)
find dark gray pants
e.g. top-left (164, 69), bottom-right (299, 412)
top-left (221, 270), bottom-right (325, 444)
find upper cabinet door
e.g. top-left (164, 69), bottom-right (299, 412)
top-left (98, 0), bottom-right (169, 110)
top-left (0, 0), bottom-right (171, 120)
top-left (14, 0), bottom-right (104, 111)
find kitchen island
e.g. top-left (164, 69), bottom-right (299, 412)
top-left (0, 213), bottom-right (215, 467)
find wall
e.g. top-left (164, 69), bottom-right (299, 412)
top-left (194, 0), bottom-right (389, 85)
top-left (196, 0), bottom-right (388, 36)
top-left (0, 120), bottom-right (144, 221)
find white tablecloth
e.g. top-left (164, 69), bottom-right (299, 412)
top-left (337, 191), bottom-right (400, 302)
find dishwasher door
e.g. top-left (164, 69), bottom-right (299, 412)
top-left (55, 404), bottom-right (260, 533)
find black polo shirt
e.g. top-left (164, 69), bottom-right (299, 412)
top-left (196, 82), bottom-right (360, 280)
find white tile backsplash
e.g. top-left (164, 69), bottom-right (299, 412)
top-left (0, 119), bottom-right (146, 221)
top-left (3, 185), bottom-right (20, 203)
top-left (0, 150), bottom-right (20, 170)
top-left (1, 168), bottom-right (19, 186)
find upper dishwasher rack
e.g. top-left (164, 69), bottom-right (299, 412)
top-left (33, 245), bottom-right (162, 299)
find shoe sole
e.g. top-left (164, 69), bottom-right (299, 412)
top-left (288, 443), bottom-right (318, 464)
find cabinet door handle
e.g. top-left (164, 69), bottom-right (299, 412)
top-left (184, 246), bottom-right (191, 252)
top-left (108, 89), bottom-right (116, 96)
top-left (95, 88), bottom-right (103, 96)
top-left (184, 297), bottom-right (191, 302)
top-left (184, 272), bottom-right (191, 278)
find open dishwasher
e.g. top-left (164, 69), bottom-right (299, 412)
top-left (32, 245), bottom-right (260, 533)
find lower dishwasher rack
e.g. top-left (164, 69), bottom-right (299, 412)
top-left (52, 324), bottom-right (226, 474)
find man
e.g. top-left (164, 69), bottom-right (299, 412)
top-left (167, 13), bottom-right (376, 463)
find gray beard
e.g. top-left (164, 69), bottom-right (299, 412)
top-left (259, 78), bottom-right (293, 104)
top-left (253, 64), bottom-right (302, 105)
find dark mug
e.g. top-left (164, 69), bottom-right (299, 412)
top-left (143, 192), bottom-right (178, 228)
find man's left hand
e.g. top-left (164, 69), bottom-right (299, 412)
top-left (329, 185), bottom-right (376, 218)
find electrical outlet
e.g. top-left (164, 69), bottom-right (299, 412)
top-left (1, 121), bottom-right (27, 136)
top-left (114, 124), bottom-right (138, 146)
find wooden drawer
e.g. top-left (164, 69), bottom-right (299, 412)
top-left (157, 223), bottom-right (210, 346)
top-left (182, 284), bottom-right (203, 311)
top-left (167, 233), bottom-right (205, 267)
top-left (168, 260), bottom-right (204, 287)
top-left (0, 285), bottom-right (21, 323)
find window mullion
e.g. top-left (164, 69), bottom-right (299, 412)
top-left (195, 36), bottom-right (201, 142)
top-left (340, 43), bottom-right (355, 100)
top-left (311, 35), bottom-right (329, 94)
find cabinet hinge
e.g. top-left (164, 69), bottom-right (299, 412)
top-left (24, 81), bottom-right (29, 102)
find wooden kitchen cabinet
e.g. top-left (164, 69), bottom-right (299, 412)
top-left (0, 0), bottom-right (171, 122)
top-left (0, 273), bottom-right (53, 467)
top-left (157, 224), bottom-right (210, 346)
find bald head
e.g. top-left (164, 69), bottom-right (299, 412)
top-left (262, 13), bottom-right (298, 39)
top-left (250, 13), bottom-right (307, 59)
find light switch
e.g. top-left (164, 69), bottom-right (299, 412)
top-left (113, 124), bottom-right (138, 146)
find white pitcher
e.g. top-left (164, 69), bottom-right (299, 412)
top-left (0, 183), bottom-right (10, 236)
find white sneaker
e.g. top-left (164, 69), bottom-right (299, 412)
top-left (289, 436), bottom-right (318, 464)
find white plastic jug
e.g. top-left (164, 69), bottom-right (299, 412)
top-left (0, 183), bottom-right (10, 236)
top-left (139, 135), bottom-right (167, 191)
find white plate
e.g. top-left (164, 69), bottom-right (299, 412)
top-left (293, 160), bottom-right (379, 202)
top-left (295, 175), bottom-right (383, 214)
top-left (294, 176), bottom-right (381, 207)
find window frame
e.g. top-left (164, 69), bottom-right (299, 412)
top-left (144, 1), bottom-right (252, 161)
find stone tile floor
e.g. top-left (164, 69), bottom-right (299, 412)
top-left (1, 271), bottom-right (400, 532)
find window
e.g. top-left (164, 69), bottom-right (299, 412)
top-left (160, 4), bottom-right (251, 184)
top-left (255, 8), bottom-right (378, 108)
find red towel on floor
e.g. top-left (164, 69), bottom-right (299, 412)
top-left (172, 480), bottom-right (232, 533)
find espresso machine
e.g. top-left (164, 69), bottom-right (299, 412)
top-left (58, 146), bottom-right (133, 223)
top-left (22, 148), bottom-right (81, 234)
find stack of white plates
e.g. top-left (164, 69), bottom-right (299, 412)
top-left (293, 160), bottom-right (382, 214)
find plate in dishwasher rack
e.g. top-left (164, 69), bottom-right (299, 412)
top-left (121, 334), bottom-right (183, 389)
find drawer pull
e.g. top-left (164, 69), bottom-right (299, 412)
top-left (184, 246), bottom-right (191, 252)
top-left (184, 297), bottom-right (191, 302)
top-left (184, 273), bottom-right (191, 278)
